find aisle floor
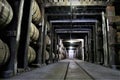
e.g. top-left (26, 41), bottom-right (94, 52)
top-left (7, 59), bottom-right (120, 80)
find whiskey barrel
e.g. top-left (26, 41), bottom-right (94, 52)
top-left (32, 0), bottom-right (41, 24)
top-left (116, 32), bottom-right (120, 43)
top-left (56, 54), bottom-right (58, 59)
top-left (0, 0), bottom-right (13, 29)
top-left (52, 53), bottom-right (55, 59)
top-left (106, 5), bottom-right (115, 23)
top-left (0, 39), bottom-right (10, 65)
top-left (30, 23), bottom-right (39, 41)
top-left (59, 54), bottom-right (62, 60)
top-left (46, 22), bottom-right (51, 31)
top-left (106, 6), bottom-right (115, 16)
top-left (28, 46), bottom-right (36, 64)
top-left (45, 50), bottom-right (49, 60)
top-left (45, 35), bottom-right (51, 46)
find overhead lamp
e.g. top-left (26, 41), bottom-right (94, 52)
top-left (69, 46), bottom-right (74, 49)
top-left (69, 39), bottom-right (74, 44)
top-left (65, 39), bottom-right (83, 43)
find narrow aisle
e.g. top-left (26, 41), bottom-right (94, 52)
top-left (65, 60), bottom-right (93, 80)
top-left (5, 59), bottom-right (120, 80)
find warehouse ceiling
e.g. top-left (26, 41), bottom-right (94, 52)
top-left (44, 0), bottom-right (107, 49)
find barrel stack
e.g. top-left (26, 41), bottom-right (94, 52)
top-left (0, 0), bottom-right (13, 29)
top-left (0, 39), bottom-right (10, 66)
top-left (27, 0), bottom-right (42, 65)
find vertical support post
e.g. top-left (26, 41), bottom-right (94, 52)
top-left (84, 35), bottom-right (88, 61)
top-left (35, 0), bottom-right (45, 66)
top-left (93, 23), bottom-right (96, 63)
top-left (49, 23), bottom-right (53, 63)
top-left (42, 19), bottom-right (47, 65)
top-left (35, 26), bottom-right (42, 66)
top-left (40, 5), bottom-right (47, 65)
top-left (102, 12), bottom-right (109, 66)
top-left (88, 30), bottom-right (92, 62)
top-left (17, 0), bottom-right (32, 69)
top-left (94, 22), bottom-right (98, 63)
top-left (91, 26), bottom-right (94, 63)
top-left (39, 4), bottom-right (44, 65)
top-left (54, 33), bottom-right (58, 62)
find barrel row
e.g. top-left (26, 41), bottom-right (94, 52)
top-left (58, 53), bottom-right (64, 60)
top-left (58, 47), bottom-right (66, 60)
top-left (30, 23), bottom-right (39, 41)
top-left (45, 50), bottom-right (55, 60)
top-left (30, 0), bottom-right (41, 41)
top-left (32, 0), bottom-right (41, 25)
top-left (28, 0), bottom-right (41, 64)
top-left (0, 39), bottom-right (10, 66)
top-left (28, 46), bottom-right (36, 64)
top-left (0, 39), bottom-right (36, 65)
top-left (0, 0), bottom-right (13, 29)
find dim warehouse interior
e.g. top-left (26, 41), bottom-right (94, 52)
top-left (0, 0), bottom-right (120, 79)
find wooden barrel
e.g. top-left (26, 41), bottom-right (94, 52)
top-left (52, 53), bottom-right (55, 59)
top-left (28, 46), bottom-right (36, 64)
top-left (56, 54), bottom-right (59, 59)
top-left (32, 0), bottom-right (41, 24)
top-left (46, 22), bottom-right (51, 31)
top-left (46, 46), bottom-right (50, 51)
top-left (30, 23), bottom-right (39, 41)
top-left (117, 26), bottom-right (120, 30)
top-left (59, 54), bottom-right (62, 60)
top-left (45, 35), bottom-right (51, 46)
top-left (45, 50), bottom-right (49, 60)
top-left (106, 5), bottom-right (115, 16)
top-left (106, 5), bottom-right (115, 23)
top-left (0, 39), bottom-right (10, 65)
top-left (0, 0), bottom-right (13, 29)
top-left (116, 32), bottom-right (120, 43)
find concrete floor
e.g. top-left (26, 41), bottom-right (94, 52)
top-left (5, 59), bottom-right (120, 80)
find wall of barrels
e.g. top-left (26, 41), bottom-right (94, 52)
top-left (0, 0), bottom-right (14, 78)
top-left (46, 22), bottom-right (56, 64)
top-left (0, 0), bottom-right (55, 78)
top-left (45, 22), bottom-right (51, 64)
top-left (28, 0), bottom-right (41, 66)
top-left (16, 0), bottom-right (42, 71)
top-left (0, 0), bottom-right (13, 65)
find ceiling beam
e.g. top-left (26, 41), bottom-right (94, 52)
top-left (56, 30), bottom-right (90, 33)
top-left (53, 25), bottom-right (94, 28)
top-left (45, 1), bottom-right (107, 7)
top-left (46, 13), bottom-right (102, 16)
top-left (55, 28), bottom-right (91, 31)
top-left (50, 19), bottom-right (98, 23)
